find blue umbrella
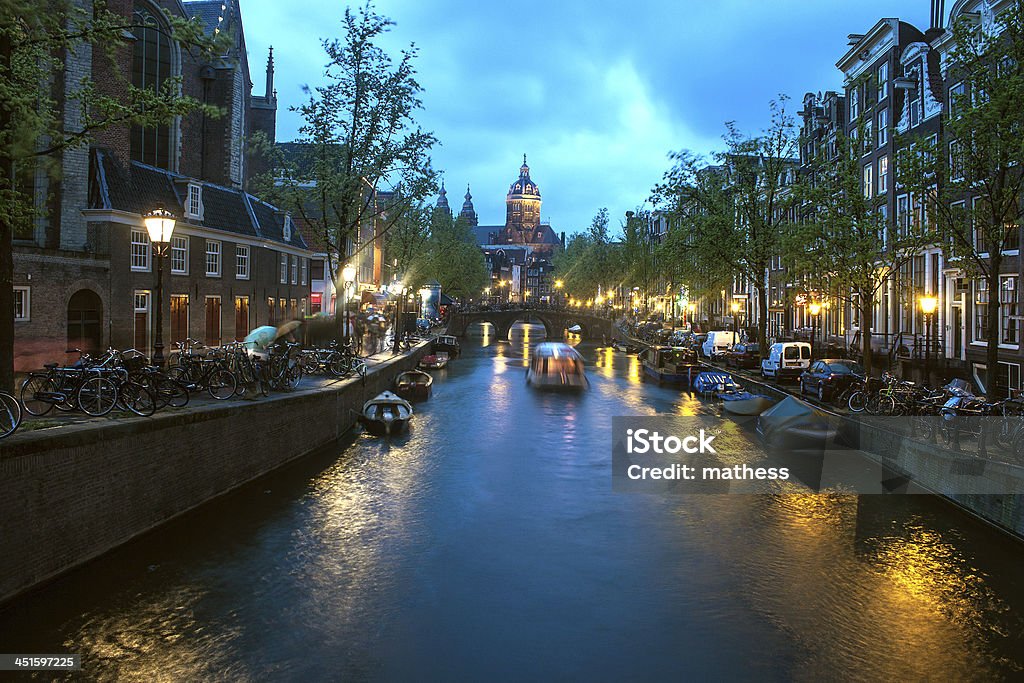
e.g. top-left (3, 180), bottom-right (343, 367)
top-left (244, 325), bottom-right (277, 351)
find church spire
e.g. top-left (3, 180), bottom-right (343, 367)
top-left (266, 46), bottom-right (276, 100)
top-left (459, 184), bottom-right (478, 227)
top-left (434, 180), bottom-right (450, 216)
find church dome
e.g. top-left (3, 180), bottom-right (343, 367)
top-left (507, 154), bottom-right (541, 199)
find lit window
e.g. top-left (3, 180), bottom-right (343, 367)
top-left (205, 239), bottom-right (221, 277)
top-left (13, 286), bottom-right (30, 321)
top-left (236, 245), bottom-right (250, 280)
top-left (170, 235), bottom-right (188, 274)
top-left (863, 165), bottom-right (873, 198)
top-left (131, 229), bottom-right (150, 271)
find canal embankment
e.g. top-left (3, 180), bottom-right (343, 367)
top-left (0, 343), bottom-right (430, 605)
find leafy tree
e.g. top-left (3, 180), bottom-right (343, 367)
top-left (0, 0), bottom-right (225, 390)
top-left (553, 208), bottom-right (621, 302)
top-left (654, 98), bottom-right (799, 354)
top-left (250, 1), bottom-right (437, 341)
top-left (786, 125), bottom-right (931, 376)
top-left (421, 211), bottom-right (487, 301)
top-left (901, 3), bottom-right (1024, 393)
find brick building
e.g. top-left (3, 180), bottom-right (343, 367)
top-left (11, 0), bottom-right (309, 373)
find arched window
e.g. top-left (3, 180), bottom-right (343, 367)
top-left (131, 3), bottom-right (177, 169)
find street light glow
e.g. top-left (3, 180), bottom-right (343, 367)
top-left (920, 295), bottom-right (938, 315)
top-left (809, 302), bottom-right (822, 316)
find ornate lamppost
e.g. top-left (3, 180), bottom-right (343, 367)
top-left (730, 300), bottom-right (741, 335)
top-left (342, 263), bottom-right (356, 347)
top-left (808, 301), bottom-right (822, 360)
top-left (143, 206), bottom-right (177, 368)
top-left (920, 295), bottom-right (938, 383)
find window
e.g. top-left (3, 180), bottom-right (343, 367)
top-left (280, 253), bottom-right (288, 284)
top-left (973, 197), bottom-right (988, 254)
top-left (849, 84), bottom-right (859, 121)
top-left (186, 183), bottom-right (203, 220)
top-left (878, 61), bottom-right (888, 101)
top-left (283, 215), bottom-right (292, 242)
top-left (1001, 276), bottom-right (1019, 345)
top-left (949, 82), bottom-right (965, 119)
top-left (13, 286), bottom-right (30, 321)
top-left (205, 239), bottom-right (221, 277)
top-left (949, 140), bottom-right (964, 181)
top-left (234, 296), bottom-right (249, 341)
top-left (170, 235), bottom-right (188, 274)
top-left (131, 229), bottom-right (150, 271)
top-left (134, 290), bottom-right (150, 351)
top-left (300, 258), bottom-right (308, 285)
top-left (291, 255), bottom-right (298, 285)
top-left (862, 120), bottom-right (872, 155)
top-left (877, 109), bottom-right (887, 146)
top-left (236, 244), bottom-right (250, 280)
top-left (130, 3), bottom-right (175, 169)
top-left (897, 194), bottom-right (910, 236)
top-left (975, 278), bottom-right (990, 343)
top-left (863, 165), bottom-right (873, 198)
top-left (878, 156), bottom-right (889, 194)
top-left (311, 259), bottom-right (325, 280)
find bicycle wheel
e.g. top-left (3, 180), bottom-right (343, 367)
top-left (286, 363), bottom-right (302, 390)
top-left (875, 395), bottom-right (897, 416)
top-left (20, 375), bottom-right (56, 416)
top-left (157, 377), bottom-right (190, 408)
top-left (0, 391), bottom-right (22, 439)
top-left (76, 376), bottom-right (118, 416)
top-left (207, 368), bottom-right (237, 400)
top-left (119, 381), bottom-right (156, 417)
top-left (351, 359), bottom-right (367, 378)
top-left (847, 390), bottom-right (866, 413)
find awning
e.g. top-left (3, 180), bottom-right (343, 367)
top-left (360, 290), bottom-right (391, 306)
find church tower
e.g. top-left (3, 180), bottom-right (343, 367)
top-left (459, 184), bottom-right (478, 227)
top-left (505, 154), bottom-right (541, 237)
top-left (434, 181), bottom-right (451, 218)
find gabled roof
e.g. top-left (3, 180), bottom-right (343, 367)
top-left (93, 149), bottom-right (309, 251)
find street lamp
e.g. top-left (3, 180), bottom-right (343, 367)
top-left (730, 300), bottom-right (741, 335)
top-left (920, 295), bottom-right (938, 383)
top-left (392, 283), bottom-right (408, 354)
top-left (342, 263), bottom-right (356, 347)
top-left (143, 206), bottom-right (176, 368)
top-left (808, 301), bottom-right (822, 360)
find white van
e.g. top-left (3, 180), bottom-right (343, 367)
top-left (761, 342), bottom-right (812, 379)
top-left (702, 331), bottom-right (739, 359)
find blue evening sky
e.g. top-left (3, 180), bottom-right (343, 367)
top-left (241, 0), bottom-right (931, 235)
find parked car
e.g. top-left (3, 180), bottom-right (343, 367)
top-left (799, 359), bottom-right (865, 402)
top-left (724, 342), bottom-right (760, 369)
top-left (688, 333), bottom-right (708, 356)
top-left (702, 331), bottom-right (739, 359)
top-left (761, 342), bottom-right (812, 380)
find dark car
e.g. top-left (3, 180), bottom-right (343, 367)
top-left (724, 343), bottom-right (760, 369)
top-left (689, 333), bottom-right (708, 357)
top-left (799, 359), bottom-right (865, 402)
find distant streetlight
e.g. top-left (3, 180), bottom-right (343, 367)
top-left (730, 300), bottom-right (741, 334)
top-left (143, 206), bottom-right (177, 367)
top-left (920, 295), bottom-right (938, 382)
top-left (808, 301), bottom-right (822, 359)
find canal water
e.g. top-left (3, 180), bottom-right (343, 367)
top-left (1, 323), bottom-right (1022, 681)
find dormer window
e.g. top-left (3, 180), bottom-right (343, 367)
top-left (283, 214), bottom-right (293, 242)
top-left (186, 183), bottom-right (204, 221)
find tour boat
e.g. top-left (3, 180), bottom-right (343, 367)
top-left (419, 353), bottom-right (449, 370)
top-left (360, 391), bottom-right (413, 436)
top-left (526, 342), bottom-right (589, 391)
top-left (638, 346), bottom-right (699, 385)
top-left (394, 370), bottom-right (433, 402)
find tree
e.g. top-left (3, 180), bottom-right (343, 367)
top-left (552, 208), bottom-right (621, 303)
top-left (251, 1), bottom-right (437, 341)
top-left (786, 124), bottom-right (931, 376)
top-left (0, 0), bottom-right (225, 390)
top-left (901, 3), bottom-right (1024, 394)
top-left (654, 98), bottom-right (799, 354)
top-left (383, 202), bottom-right (432, 284)
top-left (422, 211), bottom-right (487, 301)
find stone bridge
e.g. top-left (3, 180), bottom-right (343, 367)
top-left (446, 307), bottom-right (615, 341)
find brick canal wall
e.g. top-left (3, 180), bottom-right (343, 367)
top-left (0, 345), bottom-right (429, 605)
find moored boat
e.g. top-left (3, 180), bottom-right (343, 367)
top-left (693, 371), bottom-right (740, 398)
top-left (394, 370), bottom-right (433, 402)
top-left (721, 391), bottom-right (776, 416)
top-left (433, 335), bottom-right (461, 357)
top-left (638, 346), bottom-right (699, 385)
top-left (360, 391), bottom-right (413, 436)
top-left (419, 352), bottom-right (449, 370)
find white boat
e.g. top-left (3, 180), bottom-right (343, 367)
top-left (526, 342), bottom-right (589, 391)
top-left (419, 352), bottom-right (449, 370)
top-left (567, 324), bottom-right (582, 334)
top-left (360, 391), bottom-right (413, 436)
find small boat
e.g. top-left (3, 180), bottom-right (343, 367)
top-left (433, 335), bottom-right (461, 357)
top-left (721, 391), bottom-right (776, 416)
top-left (693, 371), bottom-right (739, 399)
top-left (360, 391), bottom-right (413, 436)
top-left (611, 339), bottom-right (641, 354)
top-left (395, 370), bottom-right (433, 402)
top-left (526, 342), bottom-right (589, 391)
top-left (419, 352), bottom-right (449, 370)
top-left (567, 324), bottom-right (582, 334)
top-left (638, 346), bottom-right (699, 385)
top-left (756, 396), bottom-right (839, 451)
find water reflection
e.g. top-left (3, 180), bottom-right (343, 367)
top-left (0, 324), bottom-right (1020, 680)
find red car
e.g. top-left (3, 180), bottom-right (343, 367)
top-left (724, 343), bottom-right (760, 369)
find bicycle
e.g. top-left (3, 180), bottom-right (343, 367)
top-left (0, 390), bottom-right (22, 439)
